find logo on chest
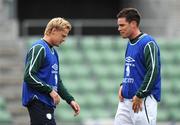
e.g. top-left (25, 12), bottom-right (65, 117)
top-left (125, 56), bottom-right (135, 63)
top-left (125, 56), bottom-right (135, 77)
top-left (52, 64), bottom-right (58, 74)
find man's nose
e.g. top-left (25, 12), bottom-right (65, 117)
top-left (118, 27), bottom-right (121, 31)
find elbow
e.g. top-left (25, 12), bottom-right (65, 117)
top-left (154, 66), bottom-right (159, 79)
top-left (23, 73), bottom-right (31, 83)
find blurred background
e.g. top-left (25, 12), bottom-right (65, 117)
top-left (0, 0), bottom-right (180, 125)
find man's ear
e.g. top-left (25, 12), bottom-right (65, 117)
top-left (131, 20), bottom-right (138, 28)
top-left (51, 28), bottom-right (57, 32)
top-left (51, 28), bottom-right (58, 35)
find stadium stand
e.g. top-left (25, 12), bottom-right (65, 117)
top-left (0, 97), bottom-right (12, 125)
top-left (0, 0), bottom-right (26, 125)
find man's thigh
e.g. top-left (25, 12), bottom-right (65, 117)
top-left (27, 100), bottom-right (56, 125)
top-left (134, 95), bottom-right (157, 125)
top-left (114, 100), bottom-right (133, 125)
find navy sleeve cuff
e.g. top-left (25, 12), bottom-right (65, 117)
top-left (136, 91), bottom-right (144, 98)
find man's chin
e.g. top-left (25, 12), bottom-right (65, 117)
top-left (56, 42), bottom-right (63, 47)
top-left (121, 36), bottom-right (128, 39)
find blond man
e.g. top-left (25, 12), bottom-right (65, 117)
top-left (22, 17), bottom-right (80, 125)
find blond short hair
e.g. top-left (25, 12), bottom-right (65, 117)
top-left (44, 17), bottom-right (72, 35)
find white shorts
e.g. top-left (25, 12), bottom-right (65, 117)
top-left (114, 95), bottom-right (157, 125)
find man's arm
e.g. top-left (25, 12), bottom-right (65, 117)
top-left (57, 78), bottom-right (74, 104)
top-left (136, 42), bottom-right (159, 98)
top-left (24, 45), bottom-right (52, 94)
top-left (57, 78), bottom-right (80, 115)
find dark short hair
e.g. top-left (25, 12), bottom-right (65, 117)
top-left (117, 8), bottom-right (141, 26)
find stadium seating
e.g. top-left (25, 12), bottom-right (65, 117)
top-left (0, 97), bottom-right (12, 125)
top-left (27, 36), bottom-right (180, 124)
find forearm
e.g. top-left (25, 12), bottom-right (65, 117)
top-left (58, 79), bottom-right (74, 104)
top-left (24, 72), bottom-right (52, 94)
top-left (136, 67), bottom-right (158, 98)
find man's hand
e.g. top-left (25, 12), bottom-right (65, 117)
top-left (49, 90), bottom-right (61, 105)
top-left (70, 101), bottom-right (80, 116)
top-left (118, 86), bottom-right (124, 102)
top-left (132, 96), bottom-right (143, 113)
